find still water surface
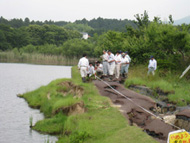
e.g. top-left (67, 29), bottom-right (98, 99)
top-left (0, 63), bottom-right (71, 143)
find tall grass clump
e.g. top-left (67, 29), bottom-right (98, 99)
top-left (0, 51), bottom-right (78, 65)
top-left (125, 65), bottom-right (190, 106)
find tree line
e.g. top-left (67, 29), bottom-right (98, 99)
top-left (0, 11), bottom-right (190, 70)
top-left (0, 16), bottom-right (135, 34)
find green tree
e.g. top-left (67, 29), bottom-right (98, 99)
top-left (64, 23), bottom-right (94, 33)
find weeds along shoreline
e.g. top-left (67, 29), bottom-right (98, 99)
top-left (0, 51), bottom-right (98, 66)
top-left (18, 66), bottom-right (157, 143)
top-left (0, 51), bottom-right (78, 66)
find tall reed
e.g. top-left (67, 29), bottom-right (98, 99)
top-left (0, 51), bottom-right (79, 66)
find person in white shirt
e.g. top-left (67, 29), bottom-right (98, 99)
top-left (120, 53), bottom-right (129, 78)
top-left (148, 55), bottom-right (157, 76)
top-left (124, 51), bottom-right (131, 74)
top-left (88, 63), bottom-right (95, 77)
top-left (102, 50), bottom-right (109, 76)
top-left (95, 61), bottom-right (103, 76)
top-left (107, 50), bottom-right (115, 76)
top-left (114, 51), bottom-right (122, 79)
top-left (78, 54), bottom-right (89, 82)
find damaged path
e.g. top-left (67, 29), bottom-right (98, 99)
top-left (93, 80), bottom-right (175, 143)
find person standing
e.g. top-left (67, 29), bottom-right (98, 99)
top-left (78, 54), bottom-right (89, 82)
top-left (120, 52), bottom-right (129, 78)
top-left (124, 51), bottom-right (131, 75)
top-left (102, 50), bottom-right (109, 76)
top-left (107, 50), bottom-right (115, 78)
top-left (148, 55), bottom-right (157, 76)
top-left (114, 51), bottom-right (122, 79)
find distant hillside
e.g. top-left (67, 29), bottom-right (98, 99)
top-left (0, 16), bottom-right (136, 35)
top-left (174, 15), bottom-right (190, 25)
top-left (75, 17), bottom-right (136, 34)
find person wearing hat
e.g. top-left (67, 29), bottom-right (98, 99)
top-left (78, 54), bottom-right (89, 82)
top-left (102, 50), bottom-right (109, 76)
top-left (107, 50), bottom-right (115, 77)
top-left (114, 51), bottom-right (122, 79)
top-left (148, 55), bottom-right (157, 75)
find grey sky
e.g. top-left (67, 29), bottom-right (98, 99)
top-left (0, 0), bottom-right (190, 22)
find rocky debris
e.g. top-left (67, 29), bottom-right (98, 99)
top-left (175, 109), bottom-right (190, 131)
top-left (93, 80), bottom-right (176, 143)
top-left (156, 101), bottom-right (176, 114)
top-left (129, 85), bottom-right (154, 96)
top-left (129, 85), bottom-right (177, 114)
top-left (163, 115), bottom-right (176, 125)
top-left (128, 85), bottom-right (174, 97)
top-left (53, 101), bottom-right (86, 116)
top-left (58, 81), bottom-right (84, 98)
top-left (144, 119), bottom-right (174, 140)
top-left (176, 109), bottom-right (190, 118)
top-left (99, 75), bottom-right (126, 84)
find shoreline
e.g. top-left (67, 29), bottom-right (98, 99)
top-left (20, 67), bottom-right (158, 143)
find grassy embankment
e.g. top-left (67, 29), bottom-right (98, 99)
top-left (0, 51), bottom-right (78, 65)
top-left (125, 65), bottom-right (190, 106)
top-left (21, 66), bottom-right (157, 143)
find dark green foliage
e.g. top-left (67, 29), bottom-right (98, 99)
top-left (1, 14), bottom-right (190, 70)
top-left (0, 24), bottom-right (81, 51)
top-left (63, 23), bottom-right (94, 33)
top-left (61, 39), bottom-right (95, 58)
top-left (93, 12), bottom-right (190, 70)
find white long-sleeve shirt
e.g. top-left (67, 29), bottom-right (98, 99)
top-left (125, 54), bottom-right (131, 63)
top-left (88, 65), bottom-right (95, 76)
top-left (102, 53), bottom-right (108, 62)
top-left (121, 56), bottom-right (129, 64)
top-left (96, 64), bottom-right (103, 72)
top-left (114, 54), bottom-right (122, 64)
top-left (108, 53), bottom-right (115, 63)
top-left (78, 57), bottom-right (89, 69)
top-left (148, 59), bottom-right (157, 70)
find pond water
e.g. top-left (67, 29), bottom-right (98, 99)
top-left (0, 63), bottom-right (71, 143)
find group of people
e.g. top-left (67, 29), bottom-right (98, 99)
top-left (78, 51), bottom-right (157, 82)
top-left (102, 50), bottom-right (131, 79)
top-left (78, 50), bottom-right (131, 82)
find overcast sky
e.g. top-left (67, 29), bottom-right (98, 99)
top-left (0, 0), bottom-right (190, 22)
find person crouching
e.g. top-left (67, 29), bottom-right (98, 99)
top-left (95, 61), bottom-right (103, 77)
top-left (88, 63), bottom-right (95, 77)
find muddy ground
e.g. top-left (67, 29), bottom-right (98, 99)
top-left (93, 80), bottom-right (175, 143)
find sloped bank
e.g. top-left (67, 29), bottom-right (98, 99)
top-left (18, 67), bottom-right (157, 143)
top-left (93, 80), bottom-right (176, 143)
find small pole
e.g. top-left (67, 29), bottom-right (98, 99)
top-left (179, 65), bottom-right (190, 79)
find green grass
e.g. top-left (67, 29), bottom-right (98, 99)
top-left (125, 65), bottom-right (190, 106)
top-left (33, 113), bottom-right (67, 134)
top-left (22, 66), bottom-right (158, 143)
